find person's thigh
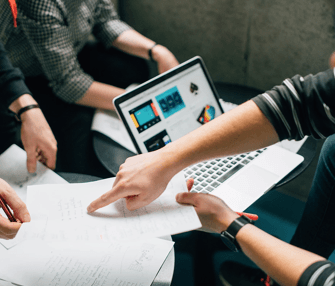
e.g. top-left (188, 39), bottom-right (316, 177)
top-left (78, 41), bottom-right (150, 88)
top-left (24, 77), bottom-right (112, 178)
top-left (290, 135), bottom-right (335, 258)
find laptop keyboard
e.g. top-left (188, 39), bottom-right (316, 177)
top-left (183, 148), bottom-right (267, 193)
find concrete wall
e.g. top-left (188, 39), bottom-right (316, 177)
top-left (119, 0), bottom-right (335, 91)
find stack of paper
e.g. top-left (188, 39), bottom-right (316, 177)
top-left (0, 145), bottom-right (202, 286)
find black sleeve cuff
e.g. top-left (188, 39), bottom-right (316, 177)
top-left (0, 67), bottom-right (32, 109)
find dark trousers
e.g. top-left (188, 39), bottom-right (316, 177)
top-left (0, 43), bottom-right (150, 178)
top-left (290, 134), bottom-right (335, 258)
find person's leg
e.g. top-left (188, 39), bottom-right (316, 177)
top-left (77, 41), bottom-right (150, 88)
top-left (24, 77), bottom-right (112, 178)
top-left (290, 135), bottom-right (335, 258)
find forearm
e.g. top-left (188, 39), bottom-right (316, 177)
top-left (112, 30), bottom-right (155, 60)
top-left (236, 224), bottom-right (325, 286)
top-left (112, 30), bottom-right (176, 64)
top-left (75, 81), bottom-right (125, 110)
top-left (8, 94), bottom-right (37, 113)
top-left (159, 100), bottom-right (279, 173)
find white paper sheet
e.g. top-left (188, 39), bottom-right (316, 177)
top-left (91, 109), bottom-right (138, 153)
top-left (0, 238), bottom-right (174, 286)
top-left (0, 145), bottom-right (68, 249)
top-left (15, 172), bottom-right (200, 245)
top-left (0, 280), bottom-right (14, 286)
top-left (91, 83), bottom-right (139, 153)
top-left (0, 144), bottom-right (68, 202)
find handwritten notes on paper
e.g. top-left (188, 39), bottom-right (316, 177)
top-left (0, 238), bottom-right (174, 286)
top-left (19, 172), bottom-right (201, 243)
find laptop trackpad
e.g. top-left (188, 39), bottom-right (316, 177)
top-left (228, 165), bottom-right (279, 196)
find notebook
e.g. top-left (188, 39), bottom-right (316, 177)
top-left (113, 56), bottom-right (304, 211)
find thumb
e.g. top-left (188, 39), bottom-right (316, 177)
top-left (176, 192), bottom-right (198, 206)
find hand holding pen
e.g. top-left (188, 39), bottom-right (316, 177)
top-left (0, 178), bottom-right (30, 240)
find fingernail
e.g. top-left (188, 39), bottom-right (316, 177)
top-left (87, 206), bottom-right (93, 213)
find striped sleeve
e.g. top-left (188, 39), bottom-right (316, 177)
top-left (252, 69), bottom-right (335, 141)
top-left (298, 261), bottom-right (335, 286)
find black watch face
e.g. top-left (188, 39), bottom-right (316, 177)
top-left (220, 234), bottom-right (239, 252)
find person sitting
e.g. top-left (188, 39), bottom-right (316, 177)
top-left (87, 63), bottom-right (335, 285)
top-left (0, 0), bottom-right (179, 177)
top-left (0, 39), bottom-right (57, 239)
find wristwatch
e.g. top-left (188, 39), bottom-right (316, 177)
top-left (220, 215), bottom-right (254, 252)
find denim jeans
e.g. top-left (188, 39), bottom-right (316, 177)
top-left (290, 134), bottom-right (335, 258)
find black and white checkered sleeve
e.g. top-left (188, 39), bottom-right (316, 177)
top-left (18, 1), bottom-right (94, 103)
top-left (93, 0), bottom-right (133, 49)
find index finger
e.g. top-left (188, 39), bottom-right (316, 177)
top-left (87, 182), bottom-right (133, 213)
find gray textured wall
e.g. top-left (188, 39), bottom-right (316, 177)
top-left (119, 0), bottom-right (335, 91)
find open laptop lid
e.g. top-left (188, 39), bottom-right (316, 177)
top-left (114, 56), bottom-right (223, 154)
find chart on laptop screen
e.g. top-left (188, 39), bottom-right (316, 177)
top-left (119, 63), bottom-right (222, 154)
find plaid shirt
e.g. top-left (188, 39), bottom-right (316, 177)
top-left (0, 0), bottom-right (132, 103)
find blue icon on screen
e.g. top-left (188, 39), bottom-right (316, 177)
top-left (156, 86), bottom-right (185, 119)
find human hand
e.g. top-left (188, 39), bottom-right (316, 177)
top-left (9, 94), bottom-right (57, 173)
top-left (151, 45), bottom-right (179, 74)
top-left (20, 108), bottom-right (57, 173)
top-left (0, 179), bottom-right (31, 239)
top-left (176, 179), bottom-right (239, 233)
top-left (87, 149), bottom-right (177, 212)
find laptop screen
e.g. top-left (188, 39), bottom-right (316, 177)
top-left (114, 57), bottom-right (223, 154)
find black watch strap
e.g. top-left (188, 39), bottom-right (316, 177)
top-left (14, 104), bottom-right (40, 122)
top-left (220, 215), bottom-right (254, 252)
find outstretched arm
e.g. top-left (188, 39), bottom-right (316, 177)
top-left (112, 29), bottom-right (179, 74)
top-left (87, 100), bottom-right (279, 212)
top-left (77, 30), bottom-right (179, 109)
top-left (176, 188), bottom-right (325, 286)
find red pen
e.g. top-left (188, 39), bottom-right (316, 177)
top-left (236, 212), bottom-right (259, 221)
top-left (0, 195), bottom-right (16, 222)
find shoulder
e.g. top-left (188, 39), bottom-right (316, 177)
top-left (16, 0), bottom-right (67, 22)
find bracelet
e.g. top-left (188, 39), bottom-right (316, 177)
top-left (15, 104), bottom-right (40, 122)
top-left (148, 43), bottom-right (158, 62)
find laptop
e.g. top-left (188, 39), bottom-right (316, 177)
top-left (113, 56), bottom-right (304, 211)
